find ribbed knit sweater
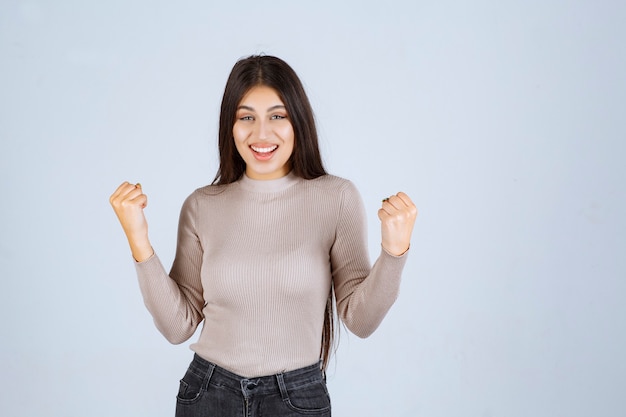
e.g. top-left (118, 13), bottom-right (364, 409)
top-left (135, 172), bottom-right (408, 378)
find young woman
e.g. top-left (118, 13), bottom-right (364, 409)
top-left (110, 55), bottom-right (417, 417)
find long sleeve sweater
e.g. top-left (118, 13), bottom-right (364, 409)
top-left (135, 172), bottom-right (408, 378)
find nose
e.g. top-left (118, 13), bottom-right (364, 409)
top-left (256, 120), bottom-right (269, 140)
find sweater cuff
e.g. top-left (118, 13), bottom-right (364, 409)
top-left (134, 252), bottom-right (166, 281)
top-left (134, 251), bottom-right (156, 264)
top-left (380, 244), bottom-right (410, 259)
top-left (377, 246), bottom-right (409, 275)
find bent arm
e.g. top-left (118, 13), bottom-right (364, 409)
top-left (135, 194), bottom-right (205, 344)
top-left (331, 182), bottom-right (409, 338)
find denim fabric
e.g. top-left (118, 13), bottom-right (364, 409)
top-left (175, 354), bottom-right (331, 417)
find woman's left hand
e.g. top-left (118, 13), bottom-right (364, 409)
top-left (378, 192), bottom-right (418, 256)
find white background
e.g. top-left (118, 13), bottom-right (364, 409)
top-left (1, 1), bottom-right (625, 416)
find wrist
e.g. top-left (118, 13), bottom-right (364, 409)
top-left (127, 236), bottom-right (153, 262)
top-left (131, 246), bottom-right (154, 263)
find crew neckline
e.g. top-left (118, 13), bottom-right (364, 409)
top-left (238, 171), bottom-right (301, 193)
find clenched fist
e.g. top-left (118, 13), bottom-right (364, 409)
top-left (109, 182), bottom-right (154, 262)
top-left (378, 192), bottom-right (418, 256)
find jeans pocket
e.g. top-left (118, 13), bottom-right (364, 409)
top-left (283, 381), bottom-right (331, 415)
top-left (176, 369), bottom-right (205, 405)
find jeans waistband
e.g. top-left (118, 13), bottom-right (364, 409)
top-left (188, 354), bottom-right (324, 398)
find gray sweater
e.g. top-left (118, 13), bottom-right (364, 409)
top-left (135, 172), bottom-right (408, 377)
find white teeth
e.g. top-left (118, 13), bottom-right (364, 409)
top-left (251, 145), bottom-right (278, 153)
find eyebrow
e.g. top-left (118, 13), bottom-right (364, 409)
top-left (236, 105), bottom-right (286, 112)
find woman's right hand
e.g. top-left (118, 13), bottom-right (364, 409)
top-left (109, 182), bottom-right (154, 262)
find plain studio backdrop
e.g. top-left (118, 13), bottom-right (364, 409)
top-left (1, 1), bottom-right (625, 416)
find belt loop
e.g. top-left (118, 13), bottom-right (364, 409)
top-left (320, 360), bottom-right (326, 383)
top-left (275, 372), bottom-right (288, 401)
top-left (202, 362), bottom-right (216, 391)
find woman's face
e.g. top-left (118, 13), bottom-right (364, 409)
top-left (233, 85), bottom-right (295, 180)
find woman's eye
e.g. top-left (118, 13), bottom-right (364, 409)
top-left (271, 115), bottom-right (286, 120)
top-left (239, 115), bottom-right (253, 121)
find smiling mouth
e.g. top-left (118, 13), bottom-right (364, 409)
top-left (250, 145), bottom-right (278, 154)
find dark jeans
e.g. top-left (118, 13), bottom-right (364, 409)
top-left (175, 354), bottom-right (332, 417)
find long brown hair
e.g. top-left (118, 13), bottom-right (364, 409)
top-left (213, 55), bottom-right (326, 185)
top-left (213, 55), bottom-right (336, 371)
